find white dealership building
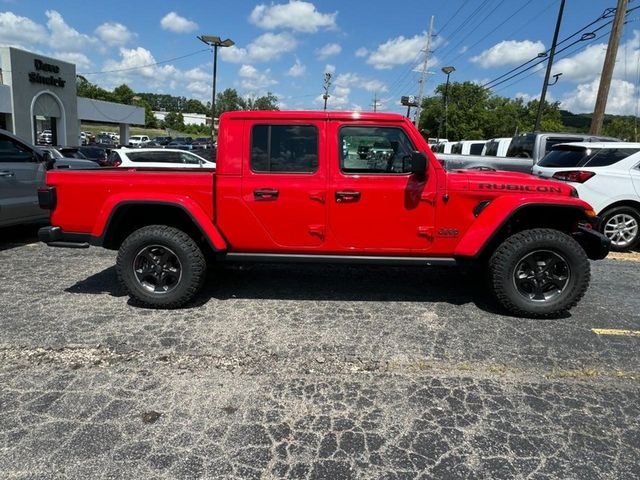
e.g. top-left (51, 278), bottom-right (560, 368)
top-left (0, 47), bottom-right (144, 146)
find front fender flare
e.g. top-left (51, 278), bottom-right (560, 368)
top-left (454, 196), bottom-right (592, 258)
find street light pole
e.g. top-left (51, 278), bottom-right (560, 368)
top-left (198, 35), bottom-right (234, 142)
top-left (441, 66), bottom-right (455, 140)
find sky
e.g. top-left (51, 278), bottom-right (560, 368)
top-left (0, 0), bottom-right (638, 116)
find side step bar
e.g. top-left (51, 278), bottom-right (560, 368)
top-left (223, 253), bottom-right (457, 267)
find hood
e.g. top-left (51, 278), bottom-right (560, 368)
top-left (448, 169), bottom-right (576, 196)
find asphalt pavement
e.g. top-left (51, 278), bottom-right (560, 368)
top-left (0, 225), bottom-right (638, 479)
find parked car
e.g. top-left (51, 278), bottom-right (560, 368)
top-left (60, 146), bottom-right (111, 166)
top-left (95, 134), bottom-right (115, 146)
top-left (438, 132), bottom-right (619, 173)
top-left (152, 136), bottom-right (173, 146)
top-left (482, 137), bottom-right (512, 157)
top-left (450, 140), bottom-right (487, 155)
top-left (139, 140), bottom-right (163, 148)
top-left (192, 137), bottom-right (212, 149)
top-left (167, 137), bottom-right (194, 150)
top-left (128, 135), bottom-right (150, 148)
top-left (39, 111), bottom-right (609, 317)
top-left (0, 129), bottom-right (97, 227)
top-left (532, 142), bottom-right (640, 251)
top-left (431, 141), bottom-right (453, 154)
top-left (110, 148), bottom-right (214, 169)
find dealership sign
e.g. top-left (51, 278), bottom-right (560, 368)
top-left (28, 59), bottom-right (66, 88)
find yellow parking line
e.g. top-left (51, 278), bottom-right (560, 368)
top-left (592, 328), bottom-right (640, 337)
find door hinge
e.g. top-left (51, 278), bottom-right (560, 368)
top-left (308, 224), bottom-right (325, 239)
top-left (417, 226), bottom-right (434, 240)
top-left (309, 190), bottom-right (325, 203)
top-left (420, 192), bottom-right (437, 204)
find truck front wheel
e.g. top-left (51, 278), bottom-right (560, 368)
top-left (116, 225), bottom-right (206, 308)
top-left (489, 229), bottom-right (590, 317)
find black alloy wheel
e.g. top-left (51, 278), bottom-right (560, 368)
top-left (512, 250), bottom-right (570, 302)
top-left (133, 245), bottom-right (182, 294)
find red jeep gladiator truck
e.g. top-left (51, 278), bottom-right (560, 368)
top-left (38, 111), bottom-right (609, 317)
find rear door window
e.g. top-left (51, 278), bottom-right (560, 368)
top-left (0, 137), bottom-right (34, 163)
top-left (250, 124), bottom-right (318, 173)
top-left (469, 143), bottom-right (485, 155)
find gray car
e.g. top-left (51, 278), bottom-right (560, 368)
top-left (0, 129), bottom-right (97, 227)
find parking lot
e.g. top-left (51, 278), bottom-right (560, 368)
top-left (0, 226), bottom-right (638, 479)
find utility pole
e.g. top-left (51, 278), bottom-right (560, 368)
top-left (414, 15), bottom-right (434, 129)
top-left (590, 0), bottom-right (629, 134)
top-left (534, 0), bottom-right (565, 131)
top-left (372, 93), bottom-right (379, 112)
top-left (322, 72), bottom-right (332, 111)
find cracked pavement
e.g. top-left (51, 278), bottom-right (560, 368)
top-left (0, 226), bottom-right (638, 479)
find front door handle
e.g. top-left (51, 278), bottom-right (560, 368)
top-left (335, 191), bottom-right (361, 203)
top-left (0, 171), bottom-right (15, 178)
top-left (254, 188), bottom-right (279, 200)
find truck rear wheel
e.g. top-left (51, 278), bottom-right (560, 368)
top-left (489, 229), bottom-right (590, 317)
top-left (116, 225), bottom-right (206, 308)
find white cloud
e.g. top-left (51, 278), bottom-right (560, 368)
top-left (54, 52), bottom-right (92, 70)
top-left (95, 22), bottom-right (135, 47)
top-left (183, 67), bottom-right (209, 83)
top-left (45, 10), bottom-right (97, 52)
top-left (287, 58), bottom-right (306, 77)
top-left (0, 11), bottom-right (47, 47)
top-left (249, 0), bottom-right (337, 33)
top-left (160, 12), bottom-right (198, 33)
top-left (324, 64), bottom-right (336, 74)
top-left (237, 64), bottom-right (277, 93)
top-left (366, 33), bottom-right (437, 70)
top-left (220, 32), bottom-right (297, 63)
top-left (316, 42), bottom-right (341, 60)
top-left (316, 72), bottom-right (387, 110)
top-left (101, 47), bottom-right (178, 89)
top-left (470, 40), bottom-right (545, 68)
top-left (561, 78), bottom-right (637, 115)
top-left (355, 47), bottom-right (368, 58)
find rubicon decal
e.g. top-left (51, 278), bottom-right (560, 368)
top-left (478, 183), bottom-right (562, 193)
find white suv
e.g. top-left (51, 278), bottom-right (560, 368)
top-left (533, 142), bottom-right (640, 251)
top-left (128, 135), bottom-right (150, 147)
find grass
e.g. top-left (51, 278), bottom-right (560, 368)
top-left (80, 123), bottom-right (199, 138)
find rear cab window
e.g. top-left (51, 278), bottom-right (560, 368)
top-left (506, 133), bottom-right (535, 158)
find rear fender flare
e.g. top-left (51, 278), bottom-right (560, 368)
top-left (92, 193), bottom-right (227, 251)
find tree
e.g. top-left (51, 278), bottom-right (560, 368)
top-left (113, 84), bottom-right (135, 105)
top-left (215, 88), bottom-right (246, 117)
top-left (185, 99), bottom-right (209, 115)
top-left (76, 75), bottom-right (115, 102)
top-left (163, 111), bottom-right (184, 131)
top-left (604, 116), bottom-right (636, 141)
top-left (246, 92), bottom-right (279, 111)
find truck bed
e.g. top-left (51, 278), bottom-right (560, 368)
top-left (436, 153), bottom-right (534, 173)
top-left (47, 169), bottom-right (216, 236)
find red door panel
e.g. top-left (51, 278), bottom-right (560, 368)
top-left (240, 122), bottom-right (326, 248)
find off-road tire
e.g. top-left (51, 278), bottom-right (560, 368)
top-left (489, 228), bottom-right (590, 317)
top-left (599, 205), bottom-right (640, 252)
top-left (116, 225), bottom-right (206, 308)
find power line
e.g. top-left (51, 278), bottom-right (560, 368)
top-left (78, 48), bottom-right (210, 75)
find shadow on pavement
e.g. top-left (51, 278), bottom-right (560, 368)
top-left (0, 223), bottom-right (46, 251)
top-left (66, 262), bottom-right (507, 314)
top-left (65, 266), bottom-right (127, 297)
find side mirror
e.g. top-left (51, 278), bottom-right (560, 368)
top-left (42, 152), bottom-right (55, 170)
top-left (410, 151), bottom-right (428, 178)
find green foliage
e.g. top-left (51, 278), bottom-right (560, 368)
top-left (418, 81), bottom-right (566, 141)
top-left (215, 88), bottom-right (247, 117)
top-left (112, 84), bottom-right (135, 105)
top-left (76, 75), bottom-right (115, 102)
top-left (163, 111), bottom-right (184, 131)
top-left (603, 116), bottom-right (637, 141)
top-left (246, 92), bottom-right (280, 111)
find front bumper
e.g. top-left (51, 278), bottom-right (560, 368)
top-left (38, 226), bottom-right (91, 249)
top-left (572, 225), bottom-right (610, 260)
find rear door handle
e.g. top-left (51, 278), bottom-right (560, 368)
top-left (254, 188), bottom-right (279, 200)
top-left (335, 191), bottom-right (361, 202)
top-left (0, 171), bottom-right (15, 178)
